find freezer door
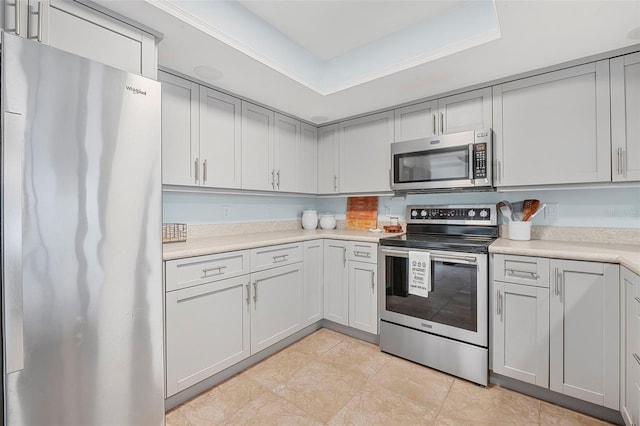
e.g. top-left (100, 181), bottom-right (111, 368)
top-left (1, 33), bottom-right (163, 425)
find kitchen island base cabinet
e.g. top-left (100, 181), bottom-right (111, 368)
top-left (165, 275), bottom-right (250, 397)
top-left (250, 263), bottom-right (304, 355)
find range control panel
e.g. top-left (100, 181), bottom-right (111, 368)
top-left (406, 204), bottom-right (496, 225)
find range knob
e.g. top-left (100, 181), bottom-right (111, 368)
top-left (468, 209), bottom-right (476, 217)
top-left (411, 209), bottom-right (418, 218)
top-left (420, 210), bottom-right (428, 217)
top-left (480, 209), bottom-right (489, 218)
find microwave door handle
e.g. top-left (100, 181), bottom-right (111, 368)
top-left (469, 144), bottom-right (475, 184)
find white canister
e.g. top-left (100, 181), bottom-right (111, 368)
top-left (319, 213), bottom-right (337, 230)
top-left (301, 209), bottom-right (318, 230)
top-left (508, 221), bottom-right (532, 241)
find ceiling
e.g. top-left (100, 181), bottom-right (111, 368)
top-left (97, 0), bottom-right (640, 125)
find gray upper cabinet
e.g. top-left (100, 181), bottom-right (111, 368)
top-left (299, 123), bottom-right (318, 194)
top-left (242, 101), bottom-right (275, 191)
top-left (339, 111), bottom-right (394, 193)
top-left (611, 52), bottom-right (640, 182)
top-left (394, 88), bottom-right (491, 142)
top-left (318, 124), bottom-right (340, 194)
top-left (160, 72), bottom-right (242, 189)
top-left (4, 0), bottom-right (156, 78)
top-left (493, 61), bottom-right (611, 187)
top-left (273, 113), bottom-right (300, 193)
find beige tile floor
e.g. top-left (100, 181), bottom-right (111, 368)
top-left (166, 329), bottom-right (613, 425)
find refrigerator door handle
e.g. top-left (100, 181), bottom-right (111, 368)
top-left (3, 112), bottom-right (25, 374)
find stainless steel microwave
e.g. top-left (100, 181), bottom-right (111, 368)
top-left (391, 128), bottom-right (493, 192)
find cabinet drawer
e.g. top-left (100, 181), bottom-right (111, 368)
top-left (493, 254), bottom-right (549, 287)
top-left (348, 242), bottom-right (378, 263)
top-left (251, 243), bottom-right (302, 272)
top-left (165, 250), bottom-right (250, 291)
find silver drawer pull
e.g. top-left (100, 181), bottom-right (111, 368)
top-left (354, 251), bottom-right (371, 258)
top-left (506, 269), bottom-right (539, 279)
top-left (273, 254), bottom-right (289, 263)
top-left (202, 265), bottom-right (227, 275)
top-left (634, 353), bottom-right (640, 366)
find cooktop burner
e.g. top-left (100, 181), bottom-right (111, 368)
top-left (380, 204), bottom-right (498, 253)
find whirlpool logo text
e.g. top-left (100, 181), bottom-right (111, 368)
top-left (126, 86), bottom-right (147, 96)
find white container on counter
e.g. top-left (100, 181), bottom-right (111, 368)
top-left (319, 213), bottom-right (337, 230)
top-left (508, 221), bottom-right (532, 241)
top-left (301, 210), bottom-right (318, 230)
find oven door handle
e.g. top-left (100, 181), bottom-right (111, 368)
top-left (431, 254), bottom-right (477, 264)
top-left (380, 248), bottom-right (410, 257)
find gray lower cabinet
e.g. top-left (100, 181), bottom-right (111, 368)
top-left (250, 262), bottom-right (304, 354)
top-left (323, 240), bottom-right (349, 325)
top-left (348, 260), bottom-right (377, 334)
top-left (621, 266), bottom-right (640, 426)
top-left (492, 254), bottom-right (620, 410)
top-left (303, 240), bottom-right (324, 327)
top-left (165, 275), bottom-right (250, 397)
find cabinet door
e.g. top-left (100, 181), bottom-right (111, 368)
top-left (339, 111), bottom-right (394, 193)
top-left (250, 263), bottom-right (303, 354)
top-left (303, 240), bottom-right (323, 327)
top-left (165, 275), bottom-right (250, 396)
top-left (242, 101), bottom-right (274, 191)
top-left (549, 260), bottom-right (619, 409)
top-left (318, 124), bottom-right (339, 194)
top-left (47, 0), bottom-right (156, 78)
top-left (621, 267), bottom-right (640, 426)
top-left (299, 123), bottom-right (318, 194)
top-left (493, 61), bottom-right (611, 186)
top-left (159, 71), bottom-right (199, 186)
top-left (611, 52), bottom-right (640, 182)
top-left (3, 0), bottom-right (28, 39)
top-left (323, 240), bottom-right (349, 326)
top-left (492, 281), bottom-right (549, 387)
top-left (274, 113), bottom-right (300, 192)
top-left (439, 88), bottom-right (492, 135)
top-left (394, 100), bottom-right (438, 141)
top-left (348, 261), bottom-right (377, 334)
top-left (199, 86), bottom-right (241, 189)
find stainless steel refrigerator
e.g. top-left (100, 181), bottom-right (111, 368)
top-left (1, 32), bottom-right (164, 425)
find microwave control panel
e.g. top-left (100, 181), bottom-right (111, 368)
top-left (473, 143), bottom-right (487, 179)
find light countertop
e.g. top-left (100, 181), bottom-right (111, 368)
top-left (490, 238), bottom-right (640, 275)
top-left (163, 228), bottom-right (397, 261)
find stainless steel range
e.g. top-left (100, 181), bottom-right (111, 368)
top-left (378, 204), bottom-right (497, 386)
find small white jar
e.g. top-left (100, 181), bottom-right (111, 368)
top-left (301, 209), bottom-right (318, 230)
top-left (319, 213), bottom-right (337, 230)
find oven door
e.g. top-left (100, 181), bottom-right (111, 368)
top-left (379, 246), bottom-right (488, 347)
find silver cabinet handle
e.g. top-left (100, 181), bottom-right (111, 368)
top-left (253, 281), bottom-right (258, 302)
top-left (505, 269), bottom-right (539, 279)
top-left (432, 114), bottom-right (436, 135)
top-left (36, 1), bottom-right (43, 42)
top-left (15, 0), bottom-right (22, 36)
top-left (194, 157), bottom-right (199, 183)
top-left (3, 112), bottom-right (25, 374)
top-left (554, 267), bottom-right (559, 296)
top-left (496, 289), bottom-right (502, 316)
top-left (202, 159), bottom-right (207, 183)
top-left (343, 247), bottom-right (346, 266)
top-left (333, 175), bottom-right (337, 192)
top-left (272, 254), bottom-right (289, 263)
top-left (276, 169), bottom-right (280, 189)
top-left (202, 265), bottom-right (227, 276)
top-left (245, 282), bottom-right (251, 305)
top-left (617, 147), bottom-right (623, 175)
top-left (353, 251), bottom-right (371, 258)
top-left (634, 353), bottom-right (640, 365)
top-left (371, 270), bottom-right (375, 290)
top-left (271, 169), bottom-right (275, 190)
top-left (440, 112), bottom-right (444, 135)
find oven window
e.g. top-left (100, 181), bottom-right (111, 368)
top-left (394, 146), bottom-right (469, 183)
top-left (385, 256), bottom-right (477, 332)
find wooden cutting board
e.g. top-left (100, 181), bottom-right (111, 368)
top-left (346, 196), bottom-right (378, 230)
